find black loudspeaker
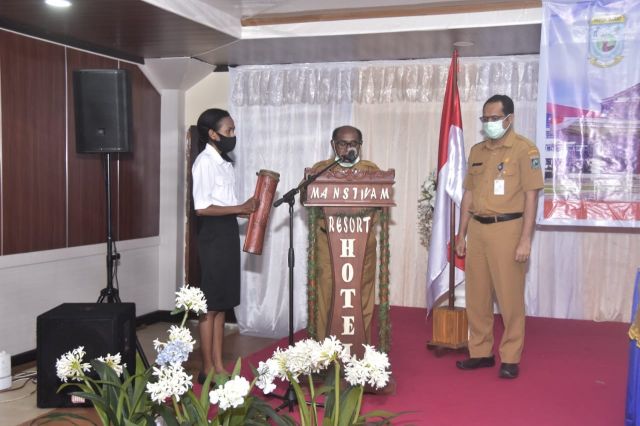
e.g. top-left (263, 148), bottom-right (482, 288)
top-left (36, 303), bottom-right (136, 408)
top-left (73, 69), bottom-right (132, 153)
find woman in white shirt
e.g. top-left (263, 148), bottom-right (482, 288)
top-left (192, 108), bottom-right (257, 380)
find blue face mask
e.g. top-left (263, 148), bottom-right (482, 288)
top-left (483, 114), bottom-right (511, 140)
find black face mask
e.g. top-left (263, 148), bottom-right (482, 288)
top-left (213, 133), bottom-right (236, 154)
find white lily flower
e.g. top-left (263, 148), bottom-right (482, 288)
top-left (256, 358), bottom-right (280, 394)
top-left (318, 335), bottom-right (349, 367)
top-left (344, 344), bottom-right (391, 389)
top-left (56, 346), bottom-right (92, 382)
top-left (209, 376), bottom-right (251, 411)
top-left (146, 363), bottom-right (192, 404)
top-left (96, 353), bottom-right (125, 377)
top-left (168, 325), bottom-right (196, 351)
top-left (175, 285), bottom-right (207, 314)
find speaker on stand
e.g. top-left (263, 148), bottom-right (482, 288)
top-left (73, 68), bottom-right (132, 154)
top-left (72, 69), bottom-right (149, 367)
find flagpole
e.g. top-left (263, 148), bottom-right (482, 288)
top-left (448, 50), bottom-right (459, 310)
top-left (427, 49), bottom-right (468, 355)
top-left (449, 198), bottom-right (456, 309)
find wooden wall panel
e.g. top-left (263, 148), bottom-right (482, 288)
top-left (0, 30), bottom-right (160, 255)
top-left (0, 31), bottom-right (66, 254)
top-left (66, 49), bottom-right (119, 247)
top-left (117, 63), bottom-right (160, 240)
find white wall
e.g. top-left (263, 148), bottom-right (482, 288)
top-left (158, 90), bottom-right (187, 310)
top-left (185, 72), bottom-right (231, 125)
top-left (0, 238), bottom-right (160, 355)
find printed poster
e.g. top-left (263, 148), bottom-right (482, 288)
top-left (537, 0), bottom-right (640, 227)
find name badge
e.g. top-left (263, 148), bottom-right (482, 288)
top-left (494, 178), bottom-right (505, 195)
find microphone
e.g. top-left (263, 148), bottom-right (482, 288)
top-left (343, 148), bottom-right (358, 163)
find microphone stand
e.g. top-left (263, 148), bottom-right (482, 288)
top-left (270, 157), bottom-right (343, 412)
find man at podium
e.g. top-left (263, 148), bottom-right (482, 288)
top-left (306, 125), bottom-right (380, 342)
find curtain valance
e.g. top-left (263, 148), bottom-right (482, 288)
top-left (230, 55), bottom-right (539, 106)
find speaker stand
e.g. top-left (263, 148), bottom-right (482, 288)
top-left (96, 153), bottom-right (150, 369)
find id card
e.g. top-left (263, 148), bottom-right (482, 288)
top-left (494, 178), bottom-right (505, 195)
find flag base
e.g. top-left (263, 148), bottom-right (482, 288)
top-left (427, 306), bottom-right (468, 355)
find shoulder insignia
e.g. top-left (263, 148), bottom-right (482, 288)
top-left (531, 157), bottom-right (541, 169)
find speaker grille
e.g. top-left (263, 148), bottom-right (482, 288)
top-left (73, 69), bottom-right (132, 153)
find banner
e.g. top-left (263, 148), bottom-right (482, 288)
top-left (537, 0), bottom-right (640, 227)
top-left (426, 50), bottom-right (466, 310)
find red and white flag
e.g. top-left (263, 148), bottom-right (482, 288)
top-left (426, 50), bottom-right (466, 310)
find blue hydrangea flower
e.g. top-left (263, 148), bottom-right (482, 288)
top-left (156, 340), bottom-right (191, 366)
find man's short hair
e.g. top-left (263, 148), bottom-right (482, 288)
top-left (332, 125), bottom-right (363, 142)
top-left (484, 95), bottom-right (514, 116)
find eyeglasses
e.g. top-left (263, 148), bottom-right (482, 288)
top-left (479, 114), bottom-right (509, 123)
top-left (334, 140), bottom-right (362, 149)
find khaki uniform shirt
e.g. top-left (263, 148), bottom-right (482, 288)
top-left (463, 131), bottom-right (543, 215)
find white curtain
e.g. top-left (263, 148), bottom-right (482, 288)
top-left (230, 56), bottom-right (638, 338)
top-left (230, 65), bottom-right (353, 337)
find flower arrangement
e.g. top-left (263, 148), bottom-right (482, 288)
top-left (54, 286), bottom-right (282, 425)
top-left (417, 170), bottom-right (438, 248)
top-left (53, 286), bottom-right (400, 425)
top-left (255, 337), bottom-right (398, 425)
top-left (54, 346), bottom-right (155, 425)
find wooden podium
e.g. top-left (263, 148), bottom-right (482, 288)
top-left (302, 167), bottom-right (395, 358)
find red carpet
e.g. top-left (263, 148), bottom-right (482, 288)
top-left (200, 306), bottom-right (629, 425)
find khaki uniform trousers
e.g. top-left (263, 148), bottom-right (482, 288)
top-left (314, 216), bottom-right (377, 342)
top-left (466, 217), bottom-right (526, 363)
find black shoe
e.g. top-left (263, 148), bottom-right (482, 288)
top-left (456, 356), bottom-right (495, 370)
top-left (499, 363), bottom-right (519, 379)
top-left (197, 371), bottom-right (208, 385)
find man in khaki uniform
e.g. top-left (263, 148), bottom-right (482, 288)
top-left (307, 125), bottom-right (379, 342)
top-left (454, 95), bottom-right (543, 379)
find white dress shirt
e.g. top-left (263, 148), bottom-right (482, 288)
top-left (192, 144), bottom-right (238, 210)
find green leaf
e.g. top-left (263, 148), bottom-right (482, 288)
top-left (57, 382), bottom-right (92, 396)
top-left (128, 367), bottom-right (154, 417)
top-left (231, 357), bottom-right (242, 377)
top-left (247, 398), bottom-right (296, 426)
top-left (249, 362), bottom-right (259, 377)
top-left (181, 390), bottom-right (208, 423)
top-left (314, 385), bottom-right (333, 396)
top-left (336, 387), bottom-right (361, 425)
top-left (70, 391), bottom-right (118, 424)
top-left (155, 405), bottom-right (180, 426)
top-left (323, 389), bottom-right (335, 419)
top-left (199, 371), bottom-right (214, 409)
top-left (169, 307), bottom-right (184, 316)
top-left (357, 409), bottom-right (413, 424)
top-left (291, 379), bottom-right (311, 425)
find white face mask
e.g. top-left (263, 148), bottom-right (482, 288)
top-left (334, 145), bottom-right (360, 167)
top-left (483, 114), bottom-right (511, 140)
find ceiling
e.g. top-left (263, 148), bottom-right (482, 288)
top-left (197, 25), bottom-right (541, 67)
top-left (0, 0), bottom-right (542, 67)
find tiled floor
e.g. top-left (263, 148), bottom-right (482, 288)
top-left (0, 321), bottom-right (277, 426)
